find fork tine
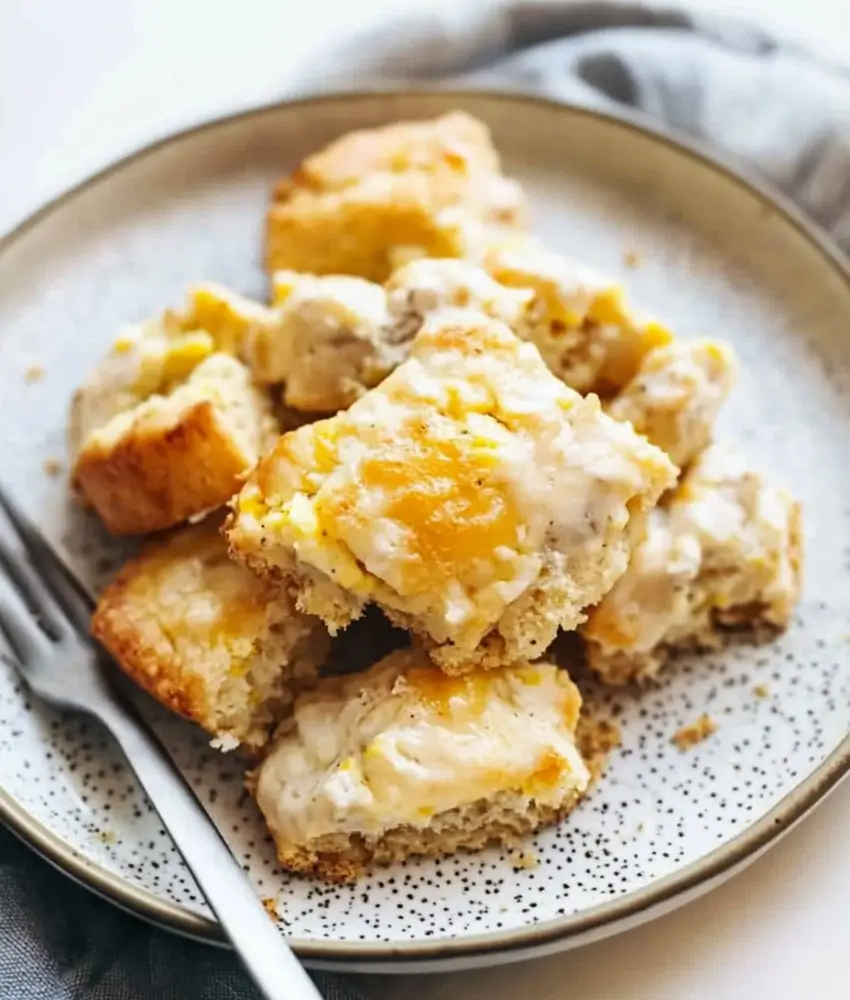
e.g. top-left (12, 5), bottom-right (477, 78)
top-left (0, 530), bottom-right (67, 640)
top-left (0, 575), bottom-right (50, 663)
top-left (0, 483), bottom-right (54, 562)
top-left (0, 481), bottom-right (94, 631)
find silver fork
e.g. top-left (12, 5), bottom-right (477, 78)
top-left (0, 484), bottom-right (322, 1000)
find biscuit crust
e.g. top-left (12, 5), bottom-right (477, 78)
top-left (91, 517), bottom-right (329, 749)
top-left (266, 112), bottom-right (527, 281)
top-left (74, 354), bottom-right (276, 536)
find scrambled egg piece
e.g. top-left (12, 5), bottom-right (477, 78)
top-left (253, 648), bottom-right (590, 880)
top-left (184, 283), bottom-right (278, 357)
top-left (607, 339), bottom-right (738, 468)
top-left (92, 517), bottom-right (329, 750)
top-left (227, 312), bottom-right (676, 673)
top-left (583, 444), bottom-right (803, 684)
top-left (485, 241), bottom-right (672, 396)
top-left (75, 354), bottom-right (277, 535)
top-left (248, 272), bottom-right (397, 412)
top-left (265, 112), bottom-right (528, 281)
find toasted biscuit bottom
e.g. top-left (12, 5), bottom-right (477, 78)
top-left (587, 603), bottom-right (793, 687)
top-left (265, 790), bottom-right (583, 883)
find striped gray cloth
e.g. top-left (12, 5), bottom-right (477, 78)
top-left (3, 4), bottom-right (849, 998)
top-left (315, 2), bottom-right (850, 252)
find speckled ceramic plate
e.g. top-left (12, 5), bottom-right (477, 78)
top-left (1, 91), bottom-right (850, 974)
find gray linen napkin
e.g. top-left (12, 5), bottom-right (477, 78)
top-left (3, 4), bottom-right (850, 998)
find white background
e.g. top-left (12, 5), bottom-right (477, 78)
top-left (2, 0), bottom-right (850, 235)
top-left (2, 2), bottom-right (849, 998)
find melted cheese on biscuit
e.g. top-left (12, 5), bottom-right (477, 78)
top-left (255, 650), bottom-right (589, 843)
top-left (87, 353), bottom-right (275, 462)
top-left (69, 314), bottom-right (214, 457)
top-left (583, 508), bottom-right (702, 655)
top-left (69, 284), bottom-right (275, 458)
top-left (672, 444), bottom-right (801, 618)
top-left (92, 518), bottom-right (329, 749)
top-left (230, 313), bottom-right (676, 663)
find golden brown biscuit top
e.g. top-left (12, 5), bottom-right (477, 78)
top-left (280, 112), bottom-right (501, 196)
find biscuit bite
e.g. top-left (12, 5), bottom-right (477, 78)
top-left (286, 110), bottom-right (503, 189)
top-left (252, 649), bottom-right (590, 881)
top-left (91, 517), bottom-right (329, 750)
top-left (247, 272), bottom-right (396, 412)
top-left (74, 353), bottom-right (277, 536)
top-left (69, 311), bottom-right (213, 463)
top-left (485, 242), bottom-right (672, 396)
top-left (227, 313), bottom-right (677, 673)
top-left (69, 284), bottom-right (275, 461)
top-left (607, 339), bottom-right (738, 469)
top-left (266, 112), bottom-right (527, 281)
top-left (254, 259), bottom-right (534, 414)
top-left (385, 257), bottom-right (533, 330)
top-left (583, 444), bottom-right (803, 685)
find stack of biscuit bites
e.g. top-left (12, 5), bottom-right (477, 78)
top-left (83, 112), bottom-right (803, 882)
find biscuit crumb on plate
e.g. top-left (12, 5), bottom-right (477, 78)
top-left (672, 714), bottom-right (717, 751)
top-left (510, 848), bottom-right (539, 870)
top-left (24, 364), bottom-right (44, 383)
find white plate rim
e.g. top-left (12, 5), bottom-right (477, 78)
top-left (1, 88), bottom-right (849, 971)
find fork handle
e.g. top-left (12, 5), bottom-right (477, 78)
top-left (95, 696), bottom-right (323, 1000)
